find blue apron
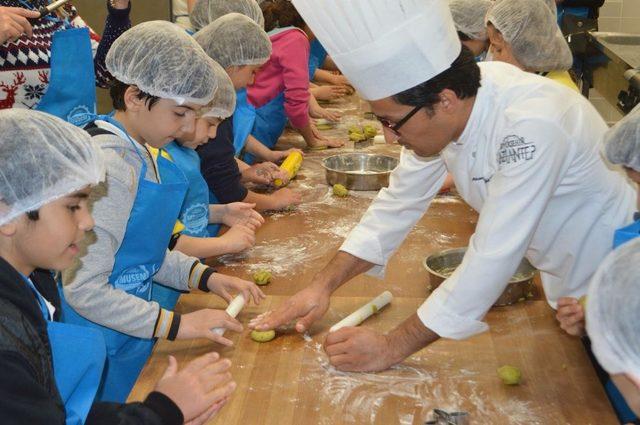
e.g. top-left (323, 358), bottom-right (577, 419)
top-left (59, 115), bottom-right (188, 402)
top-left (18, 1), bottom-right (97, 126)
top-left (151, 142), bottom-right (210, 310)
top-left (24, 275), bottom-right (106, 425)
top-left (232, 88), bottom-right (256, 159)
top-left (165, 141), bottom-right (210, 238)
top-left (308, 38), bottom-right (327, 79)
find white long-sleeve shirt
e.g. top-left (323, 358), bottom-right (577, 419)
top-left (340, 62), bottom-right (636, 340)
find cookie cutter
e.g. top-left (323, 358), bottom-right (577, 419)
top-left (424, 409), bottom-right (470, 425)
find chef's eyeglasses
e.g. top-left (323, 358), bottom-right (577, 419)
top-left (376, 105), bottom-right (422, 136)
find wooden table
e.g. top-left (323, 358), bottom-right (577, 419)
top-left (128, 96), bottom-right (618, 424)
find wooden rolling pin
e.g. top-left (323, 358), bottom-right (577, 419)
top-left (212, 295), bottom-right (245, 336)
top-left (329, 291), bottom-right (393, 333)
top-left (274, 151), bottom-right (303, 187)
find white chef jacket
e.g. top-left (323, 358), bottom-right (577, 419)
top-left (340, 61), bottom-right (636, 340)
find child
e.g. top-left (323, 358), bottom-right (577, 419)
top-left (586, 238), bottom-right (640, 418)
top-left (190, 0), bottom-right (264, 31)
top-left (485, 0), bottom-right (579, 92)
top-left (449, 0), bottom-right (493, 60)
top-left (237, 0), bottom-right (342, 161)
top-left (61, 21), bottom-right (264, 403)
top-left (194, 12), bottom-right (302, 212)
top-left (0, 109), bottom-right (235, 424)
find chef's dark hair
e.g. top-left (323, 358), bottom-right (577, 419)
top-left (261, 0), bottom-right (305, 32)
top-left (392, 46), bottom-right (480, 116)
top-left (109, 79), bottom-right (160, 111)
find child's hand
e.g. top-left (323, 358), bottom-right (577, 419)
top-left (207, 273), bottom-right (266, 306)
top-left (311, 85), bottom-right (350, 101)
top-left (556, 297), bottom-right (586, 336)
top-left (154, 353), bottom-right (236, 423)
top-left (328, 74), bottom-right (350, 87)
top-left (307, 123), bottom-right (343, 149)
top-left (177, 309), bottom-right (243, 345)
top-left (221, 202), bottom-right (263, 230)
top-left (272, 187), bottom-right (302, 210)
top-left (219, 224), bottom-right (255, 253)
top-left (241, 162), bottom-right (285, 185)
top-left (269, 148), bottom-right (304, 164)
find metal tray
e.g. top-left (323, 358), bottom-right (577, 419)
top-left (322, 153), bottom-right (399, 191)
top-left (423, 247), bottom-right (537, 307)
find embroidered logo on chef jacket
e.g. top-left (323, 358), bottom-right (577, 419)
top-left (497, 135), bottom-right (536, 166)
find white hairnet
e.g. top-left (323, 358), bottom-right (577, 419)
top-left (194, 13), bottom-right (272, 69)
top-left (449, 0), bottom-right (493, 41)
top-left (486, 0), bottom-right (573, 72)
top-left (587, 237), bottom-right (640, 378)
top-left (202, 61), bottom-right (237, 119)
top-left (0, 109), bottom-right (104, 226)
top-left (604, 104), bottom-right (640, 172)
top-left (190, 0), bottom-right (264, 31)
top-left (106, 21), bottom-right (219, 106)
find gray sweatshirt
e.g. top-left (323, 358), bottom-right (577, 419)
top-left (62, 120), bottom-right (211, 339)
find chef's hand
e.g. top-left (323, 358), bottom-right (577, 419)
top-left (556, 297), bottom-right (586, 337)
top-left (219, 202), bottom-right (264, 230)
top-left (270, 187), bottom-right (302, 210)
top-left (207, 273), bottom-right (266, 306)
top-left (0, 7), bottom-right (39, 44)
top-left (324, 327), bottom-right (396, 372)
top-left (177, 309), bottom-right (243, 346)
top-left (155, 353), bottom-right (236, 423)
top-left (249, 282), bottom-right (330, 332)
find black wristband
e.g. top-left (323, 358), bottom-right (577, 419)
top-left (199, 267), bottom-right (216, 292)
top-left (167, 313), bottom-right (181, 341)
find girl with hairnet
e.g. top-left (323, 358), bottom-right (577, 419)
top-left (0, 109), bottom-right (237, 424)
top-left (557, 105), bottom-right (640, 423)
top-left (449, 0), bottom-right (494, 61)
top-left (236, 0), bottom-right (343, 162)
top-left (58, 21), bottom-right (263, 403)
top-left (485, 0), bottom-right (579, 92)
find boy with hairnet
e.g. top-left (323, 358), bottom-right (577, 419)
top-left (152, 62), bottom-right (265, 309)
top-left (60, 21), bottom-right (263, 403)
top-left (0, 109), bottom-right (236, 424)
top-left (449, 0), bottom-right (493, 60)
top-left (190, 0), bottom-right (264, 31)
top-left (485, 0), bottom-right (579, 91)
top-left (194, 12), bottom-right (303, 215)
top-left (557, 105), bottom-right (640, 423)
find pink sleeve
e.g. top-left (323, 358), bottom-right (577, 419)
top-left (278, 31), bottom-right (311, 129)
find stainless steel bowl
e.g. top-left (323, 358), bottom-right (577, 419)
top-left (423, 247), bottom-right (537, 307)
top-left (322, 153), bottom-right (399, 191)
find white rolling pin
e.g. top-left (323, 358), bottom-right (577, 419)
top-left (212, 295), bottom-right (246, 336)
top-left (329, 291), bottom-right (393, 333)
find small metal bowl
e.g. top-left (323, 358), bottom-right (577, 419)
top-left (322, 153), bottom-right (398, 191)
top-left (424, 248), bottom-right (537, 307)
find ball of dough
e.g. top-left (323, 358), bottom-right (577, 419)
top-left (253, 270), bottom-right (272, 286)
top-left (333, 183), bottom-right (349, 197)
top-left (250, 329), bottom-right (276, 342)
top-left (317, 123), bottom-right (333, 131)
top-left (497, 365), bottom-right (522, 385)
top-left (349, 131), bottom-right (366, 142)
top-left (363, 124), bottom-right (378, 139)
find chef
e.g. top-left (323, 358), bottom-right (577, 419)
top-left (251, 0), bottom-right (636, 372)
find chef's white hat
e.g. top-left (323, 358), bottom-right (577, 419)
top-left (292, 0), bottom-right (461, 100)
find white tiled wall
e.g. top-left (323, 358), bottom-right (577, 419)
top-left (598, 0), bottom-right (640, 34)
top-left (588, 0), bottom-right (639, 124)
